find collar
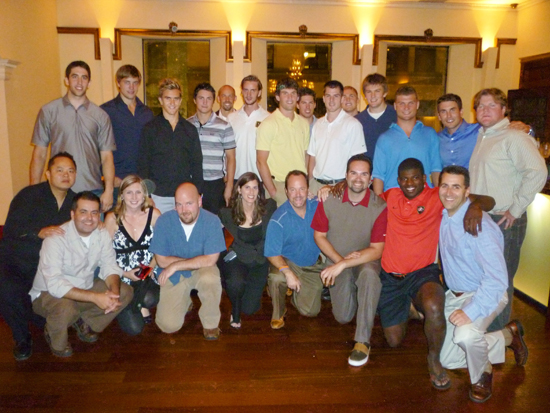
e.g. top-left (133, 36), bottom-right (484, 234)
top-left (482, 117), bottom-right (510, 134)
top-left (189, 111), bottom-right (216, 126)
top-left (114, 93), bottom-right (144, 108)
top-left (390, 120), bottom-right (423, 133)
top-left (443, 198), bottom-right (471, 221)
top-left (62, 94), bottom-right (90, 110)
top-left (342, 187), bottom-right (371, 207)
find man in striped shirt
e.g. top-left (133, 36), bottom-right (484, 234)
top-left (188, 83), bottom-right (236, 214)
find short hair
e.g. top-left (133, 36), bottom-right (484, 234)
top-left (48, 152), bottom-right (76, 171)
top-left (116, 65), bottom-right (141, 83)
top-left (441, 165), bottom-right (470, 188)
top-left (158, 78), bottom-right (182, 98)
top-left (113, 174), bottom-right (154, 225)
top-left (324, 80), bottom-right (344, 94)
top-left (346, 154), bottom-right (372, 174)
top-left (193, 82), bottom-right (216, 99)
top-left (71, 191), bottom-right (100, 212)
top-left (240, 75), bottom-right (263, 91)
top-left (473, 88), bottom-right (507, 110)
top-left (298, 87), bottom-right (316, 101)
top-left (275, 77), bottom-right (299, 96)
top-left (395, 86), bottom-right (418, 100)
top-left (437, 93), bottom-right (463, 111)
top-left (362, 73), bottom-right (388, 94)
top-left (285, 170), bottom-right (308, 190)
top-left (65, 61), bottom-right (91, 80)
top-left (398, 158), bottom-right (424, 176)
top-left (344, 86), bottom-right (358, 96)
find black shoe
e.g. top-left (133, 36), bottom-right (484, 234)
top-left (13, 336), bottom-right (33, 361)
top-left (321, 287), bottom-right (331, 301)
top-left (143, 315), bottom-right (153, 324)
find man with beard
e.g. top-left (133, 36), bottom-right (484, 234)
top-left (149, 183), bottom-right (226, 340)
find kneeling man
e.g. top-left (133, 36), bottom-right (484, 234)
top-left (439, 166), bottom-right (528, 403)
top-left (30, 191), bottom-right (133, 357)
top-left (150, 183), bottom-right (226, 340)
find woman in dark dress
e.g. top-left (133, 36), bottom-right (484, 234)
top-left (105, 174), bottom-right (161, 335)
top-left (219, 172), bottom-right (277, 328)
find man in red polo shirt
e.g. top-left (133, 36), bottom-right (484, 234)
top-left (378, 157), bottom-right (494, 390)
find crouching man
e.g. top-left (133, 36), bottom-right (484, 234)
top-left (438, 166), bottom-right (528, 403)
top-left (30, 191), bottom-right (133, 357)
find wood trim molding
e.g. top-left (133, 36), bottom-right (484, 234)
top-left (113, 29), bottom-right (232, 61)
top-left (520, 52), bottom-right (550, 64)
top-left (57, 27), bottom-right (101, 60)
top-left (245, 30), bottom-right (361, 65)
top-left (495, 38), bottom-right (517, 69)
top-left (373, 35), bottom-right (483, 68)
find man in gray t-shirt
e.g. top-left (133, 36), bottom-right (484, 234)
top-left (30, 60), bottom-right (116, 212)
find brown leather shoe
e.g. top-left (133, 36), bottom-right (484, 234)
top-left (506, 320), bottom-right (528, 366)
top-left (72, 318), bottom-right (98, 343)
top-left (469, 372), bottom-right (492, 403)
top-left (203, 327), bottom-right (220, 340)
top-left (44, 327), bottom-right (73, 358)
top-left (270, 309), bottom-right (287, 330)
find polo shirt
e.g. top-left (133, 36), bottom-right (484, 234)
top-left (372, 121), bottom-right (442, 190)
top-left (438, 120), bottom-right (479, 169)
top-left (264, 199), bottom-right (320, 267)
top-left (256, 109), bottom-right (310, 181)
top-left (187, 112), bottom-right (236, 181)
top-left (31, 95), bottom-right (116, 192)
top-left (100, 94), bottom-right (154, 178)
top-left (355, 105), bottom-right (396, 160)
top-left (149, 209), bottom-right (225, 285)
top-left (307, 110), bottom-right (366, 180)
top-left (381, 185), bottom-right (442, 274)
top-left (228, 106), bottom-right (270, 179)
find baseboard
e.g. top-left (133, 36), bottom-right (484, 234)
top-left (514, 288), bottom-right (548, 315)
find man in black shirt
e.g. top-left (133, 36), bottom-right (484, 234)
top-left (0, 152), bottom-right (77, 360)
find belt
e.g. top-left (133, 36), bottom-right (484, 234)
top-left (451, 291), bottom-right (464, 297)
top-left (314, 177), bottom-right (344, 185)
top-left (390, 272), bottom-right (407, 279)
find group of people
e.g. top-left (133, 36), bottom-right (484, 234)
top-left (0, 59), bottom-right (547, 404)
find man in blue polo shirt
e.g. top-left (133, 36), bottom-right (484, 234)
top-left (264, 171), bottom-right (323, 329)
top-left (100, 65), bottom-right (154, 185)
top-left (149, 183), bottom-right (226, 340)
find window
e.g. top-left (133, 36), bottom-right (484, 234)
top-left (143, 40), bottom-right (210, 118)
top-left (267, 43), bottom-right (331, 116)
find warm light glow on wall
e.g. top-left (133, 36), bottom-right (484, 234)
top-left (88, 0), bottom-right (123, 42)
top-left (222, 2), bottom-right (255, 44)
top-left (472, 9), bottom-right (508, 51)
top-left (350, 5), bottom-right (383, 46)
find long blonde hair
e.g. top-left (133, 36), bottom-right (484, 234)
top-left (114, 174), bottom-right (153, 225)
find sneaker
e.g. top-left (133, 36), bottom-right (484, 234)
top-left (13, 336), bottom-right (33, 361)
top-left (72, 318), bottom-right (98, 343)
top-left (348, 342), bottom-right (370, 367)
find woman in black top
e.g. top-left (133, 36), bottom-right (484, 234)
top-left (219, 172), bottom-right (276, 328)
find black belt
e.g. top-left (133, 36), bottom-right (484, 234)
top-left (314, 177), bottom-right (344, 185)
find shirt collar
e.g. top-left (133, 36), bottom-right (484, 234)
top-left (62, 94), bottom-right (90, 110)
top-left (342, 187), bottom-right (371, 207)
top-left (443, 198), bottom-right (471, 221)
top-left (482, 117), bottom-right (510, 134)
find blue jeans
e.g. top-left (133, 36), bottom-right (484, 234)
top-left (487, 212), bottom-right (527, 332)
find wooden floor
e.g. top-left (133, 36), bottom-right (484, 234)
top-left (0, 293), bottom-right (549, 412)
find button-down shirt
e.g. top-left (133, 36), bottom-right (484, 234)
top-left (438, 120), bottom-right (480, 169)
top-left (228, 106), bottom-right (270, 179)
top-left (307, 110), bottom-right (366, 180)
top-left (469, 118), bottom-right (547, 217)
top-left (440, 199), bottom-right (508, 321)
top-left (30, 220), bottom-right (122, 301)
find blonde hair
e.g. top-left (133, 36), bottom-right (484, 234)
top-left (114, 174), bottom-right (153, 225)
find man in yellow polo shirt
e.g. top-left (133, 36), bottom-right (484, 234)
top-left (256, 78), bottom-right (310, 206)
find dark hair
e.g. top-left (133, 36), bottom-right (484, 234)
top-left (437, 93), bottom-right (463, 111)
top-left (116, 64), bottom-right (141, 83)
top-left (71, 191), bottom-right (100, 211)
top-left (194, 82), bottom-right (216, 99)
top-left (346, 154), bottom-right (372, 174)
top-left (298, 87), bottom-right (316, 101)
top-left (275, 78), bottom-right (299, 96)
top-left (324, 80), bottom-right (344, 94)
top-left (398, 158), bottom-right (424, 176)
top-left (362, 73), bottom-right (388, 94)
top-left (285, 170), bottom-right (308, 190)
top-left (48, 152), bottom-right (76, 170)
top-left (65, 61), bottom-right (91, 80)
top-left (241, 75), bottom-right (263, 91)
top-left (229, 172), bottom-right (266, 226)
top-left (395, 86), bottom-right (418, 100)
top-left (473, 88), bottom-right (507, 110)
top-left (441, 165), bottom-right (470, 188)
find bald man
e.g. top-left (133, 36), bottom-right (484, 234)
top-left (216, 85), bottom-right (237, 121)
top-left (149, 183), bottom-right (226, 340)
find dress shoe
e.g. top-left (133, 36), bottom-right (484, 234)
top-left (270, 309), bottom-right (287, 330)
top-left (13, 336), bottom-right (33, 361)
top-left (321, 287), bottom-right (331, 302)
top-left (469, 372), bottom-right (492, 403)
top-left (203, 327), bottom-right (220, 340)
top-left (44, 327), bottom-right (73, 358)
top-left (72, 318), bottom-right (98, 343)
top-left (506, 319), bottom-right (528, 366)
